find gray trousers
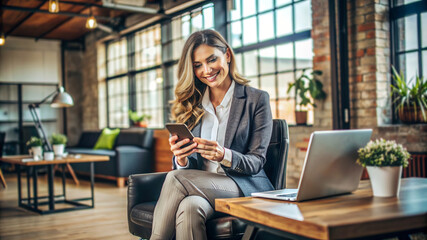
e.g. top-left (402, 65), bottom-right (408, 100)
top-left (150, 169), bottom-right (243, 240)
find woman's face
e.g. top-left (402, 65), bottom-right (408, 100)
top-left (192, 44), bottom-right (231, 89)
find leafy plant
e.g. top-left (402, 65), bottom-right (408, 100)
top-left (50, 133), bottom-right (67, 145)
top-left (26, 136), bottom-right (43, 147)
top-left (129, 110), bottom-right (152, 124)
top-left (357, 139), bottom-right (410, 167)
top-left (287, 69), bottom-right (327, 110)
top-left (390, 66), bottom-right (427, 121)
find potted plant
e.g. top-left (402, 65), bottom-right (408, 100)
top-left (26, 136), bottom-right (43, 160)
top-left (357, 139), bottom-right (410, 197)
top-left (129, 110), bottom-right (152, 128)
top-left (287, 69), bottom-right (327, 125)
top-left (390, 66), bottom-right (427, 124)
top-left (50, 133), bottom-right (67, 156)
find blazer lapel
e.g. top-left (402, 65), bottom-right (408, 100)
top-left (224, 83), bottom-right (246, 148)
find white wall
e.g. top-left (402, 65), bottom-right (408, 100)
top-left (0, 37), bottom-right (63, 153)
top-left (0, 37), bottom-right (61, 83)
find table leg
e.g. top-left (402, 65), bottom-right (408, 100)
top-left (17, 165), bottom-right (22, 207)
top-left (62, 164), bottom-right (66, 198)
top-left (32, 166), bottom-right (38, 210)
top-left (47, 165), bottom-right (54, 210)
top-left (90, 162), bottom-right (94, 207)
top-left (0, 168), bottom-right (7, 188)
top-left (26, 167), bottom-right (31, 206)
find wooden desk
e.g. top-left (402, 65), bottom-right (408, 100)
top-left (0, 154), bottom-right (109, 214)
top-left (216, 178), bottom-right (427, 240)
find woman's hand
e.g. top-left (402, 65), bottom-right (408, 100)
top-left (193, 137), bottom-right (225, 162)
top-left (169, 135), bottom-right (197, 166)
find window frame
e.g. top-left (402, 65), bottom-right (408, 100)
top-left (227, 0), bottom-right (313, 125)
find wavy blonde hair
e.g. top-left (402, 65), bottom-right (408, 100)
top-left (171, 29), bottom-right (249, 130)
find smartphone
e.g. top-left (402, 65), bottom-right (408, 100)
top-left (165, 123), bottom-right (195, 148)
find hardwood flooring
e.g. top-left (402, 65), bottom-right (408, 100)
top-left (0, 171), bottom-right (138, 240)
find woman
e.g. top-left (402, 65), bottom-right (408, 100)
top-left (150, 29), bottom-right (274, 240)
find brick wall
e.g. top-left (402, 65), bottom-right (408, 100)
top-left (348, 0), bottom-right (391, 128)
top-left (65, 32), bottom-right (101, 145)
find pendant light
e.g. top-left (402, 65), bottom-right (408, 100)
top-left (0, 33), bottom-right (5, 46)
top-left (86, 7), bottom-right (97, 29)
top-left (49, 0), bottom-right (60, 13)
top-left (0, 7), bottom-right (4, 46)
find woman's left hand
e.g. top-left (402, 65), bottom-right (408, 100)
top-left (193, 137), bottom-right (225, 162)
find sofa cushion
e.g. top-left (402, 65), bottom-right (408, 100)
top-left (94, 128), bottom-right (120, 150)
top-left (67, 148), bottom-right (116, 157)
top-left (77, 131), bottom-right (101, 148)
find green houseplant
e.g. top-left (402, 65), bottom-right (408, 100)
top-left (26, 136), bottom-right (43, 160)
top-left (129, 110), bottom-right (152, 128)
top-left (357, 139), bottom-right (410, 197)
top-left (50, 133), bottom-right (68, 156)
top-left (287, 69), bottom-right (327, 125)
top-left (391, 66), bottom-right (427, 123)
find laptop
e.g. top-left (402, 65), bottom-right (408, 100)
top-left (252, 129), bottom-right (373, 202)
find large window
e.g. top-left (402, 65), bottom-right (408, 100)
top-left (228, 0), bottom-right (313, 125)
top-left (391, 0), bottom-right (427, 82)
top-left (390, 0), bottom-right (427, 122)
top-left (105, 36), bottom-right (129, 128)
top-left (134, 25), bottom-right (163, 128)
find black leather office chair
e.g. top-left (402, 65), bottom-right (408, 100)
top-left (127, 119), bottom-right (289, 240)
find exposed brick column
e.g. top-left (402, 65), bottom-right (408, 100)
top-left (312, 0), bottom-right (333, 128)
top-left (286, 0), bottom-right (333, 188)
top-left (81, 32), bottom-right (100, 131)
top-left (347, 0), bottom-right (391, 128)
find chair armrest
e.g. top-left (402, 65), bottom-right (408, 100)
top-left (128, 172), bottom-right (167, 211)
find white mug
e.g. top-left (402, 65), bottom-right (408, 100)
top-left (44, 152), bottom-right (54, 161)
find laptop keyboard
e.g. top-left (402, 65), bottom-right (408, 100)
top-left (277, 193), bottom-right (297, 198)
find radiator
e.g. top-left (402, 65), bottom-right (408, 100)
top-left (361, 153), bottom-right (427, 180)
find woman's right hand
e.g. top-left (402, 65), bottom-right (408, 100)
top-left (169, 135), bottom-right (198, 167)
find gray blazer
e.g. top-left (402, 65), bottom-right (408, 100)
top-left (173, 82), bottom-right (274, 196)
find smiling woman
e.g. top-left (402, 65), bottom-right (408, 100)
top-left (171, 30), bottom-right (249, 130)
top-left (150, 29), bottom-right (274, 240)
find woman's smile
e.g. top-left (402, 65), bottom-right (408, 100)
top-left (205, 72), bottom-right (219, 82)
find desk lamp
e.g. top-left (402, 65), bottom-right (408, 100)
top-left (28, 86), bottom-right (74, 151)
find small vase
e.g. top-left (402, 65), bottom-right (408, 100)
top-left (53, 144), bottom-right (65, 156)
top-left (31, 146), bottom-right (43, 161)
top-left (366, 166), bottom-right (402, 197)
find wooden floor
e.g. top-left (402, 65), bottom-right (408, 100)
top-left (0, 171), bottom-right (138, 240)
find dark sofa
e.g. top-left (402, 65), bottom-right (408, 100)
top-left (68, 128), bottom-right (154, 187)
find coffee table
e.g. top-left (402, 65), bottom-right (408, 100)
top-left (0, 154), bottom-right (109, 214)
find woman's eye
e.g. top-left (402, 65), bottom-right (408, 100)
top-left (209, 57), bottom-right (217, 63)
top-left (194, 64), bottom-right (201, 69)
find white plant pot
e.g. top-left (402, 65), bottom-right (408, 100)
top-left (31, 146), bottom-right (43, 160)
top-left (53, 144), bottom-right (65, 156)
top-left (367, 166), bottom-right (402, 197)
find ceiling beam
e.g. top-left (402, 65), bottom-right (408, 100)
top-left (6, 0), bottom-right (48, 36)
top-left (1, 5), bottom-right (114, 21)
top-left (35, 5), bottom-right (89, 40)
